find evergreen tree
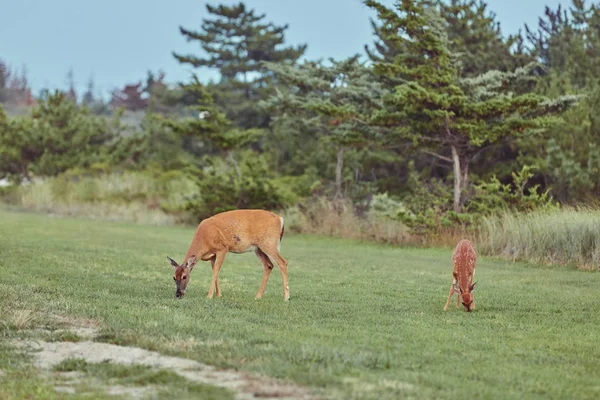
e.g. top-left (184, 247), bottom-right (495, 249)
top-left (166, 75), bottom-right (260, 167)
top-left (0, 59), bottom-right (9, 103)
top-left (366, 0), bottom-right (578, 212)
top-left (264, 56), bottom-right (383, 199)
top-left (0, 91), bottom-right (123, 182)
top-left (65, 68), bottom-right (77, 103)
top-left (173, 2), bottom-right (307, 129)
top-left (81, 75), bottom-right (95, 107)
top-left (367, 0), bottom-right (532, 77)
top-left (110, 82), bottom-right (147, 111)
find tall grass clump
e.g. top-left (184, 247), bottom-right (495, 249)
top-left (479, 207), bottom-right (600, 270)
top-left (5, 169), bottom-right (199, 226)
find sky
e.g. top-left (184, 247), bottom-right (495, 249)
top-left (0, 0), bottom-right (562, 99)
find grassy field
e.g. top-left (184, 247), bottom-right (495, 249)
top-left (0, 209), bottom-right (599, 399)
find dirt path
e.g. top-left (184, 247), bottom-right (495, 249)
top-left (13, 339), bottom-right (313, 400)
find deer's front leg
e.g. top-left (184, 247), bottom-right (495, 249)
top-left (208, 252), bottom-right (226, 299)
top-left (443, 284), bottom-right (454, 311)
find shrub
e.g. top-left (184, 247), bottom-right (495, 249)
top-left (185, 153), bottom-right (293, 220)
top-left (0, 91), bottom-right (126, 183)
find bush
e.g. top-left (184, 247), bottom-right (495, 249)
top-left (0, 91), bottom-right (126, 183)
top-left (185, 153), bottom-right (295, 221)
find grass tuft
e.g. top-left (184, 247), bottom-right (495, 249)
top-left (479, 206), bottom-right (600, 270)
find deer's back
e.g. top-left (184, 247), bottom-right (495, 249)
top-left (198, 209), bottom-right (283, 253)
top-left (452, 239), bottom-right (477, 275)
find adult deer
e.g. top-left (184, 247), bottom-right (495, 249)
top-left (443, 239), bottom-right (478, 312)
top-left (167, 209), bottom-right (289, 301)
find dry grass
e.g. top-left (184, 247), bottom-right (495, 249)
top-left (9, 310), bottom-right (36, 331)
top-left (2, 171), bottom-right (197, 226)
top-left (283, 198), bottom-right (413, 245)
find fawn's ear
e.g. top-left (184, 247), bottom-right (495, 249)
top-left (167, 256), bottom-right (179, 268)
top-left (186, 255), bottom-right (198, 270)
top-left (453, 283), bottom-right (461, 294)
top-left (469, 281), bottom-right (478, 291)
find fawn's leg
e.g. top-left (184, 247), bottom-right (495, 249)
top-left (443, 284), bottom-right (454, 311)
top-left (255, 248), bottom-right (274, 299)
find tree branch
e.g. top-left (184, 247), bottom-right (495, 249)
top-left (423, 150), bottom-right (452, 163)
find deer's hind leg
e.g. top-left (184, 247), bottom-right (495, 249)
top-left (210, 256), bottom-right (222, 298)
top-left (259, 243), bottom-right (289, 301)
top-left (255, 248), bottom-right (274, 299)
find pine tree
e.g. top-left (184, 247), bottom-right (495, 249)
top-left (110, 82), bottom-right (147, 111)
top-left (0, 91), bottom-right (123, 182)
top-left (81, 75), bottom-right (95, 106)
top-left (0, 59), bottom-right (9, 103)
top-left (173, 2), bottom-right (307, 129)
top-left (367, 0), bottom-right (532, 77)
top-left (366, 0), bottom-right (579, 212)
top-left (264, 56), bottom-right (383, 199)
top-left (65, 68), bottom-right (77, 103)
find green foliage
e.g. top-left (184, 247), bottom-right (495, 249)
top-left (365, 0), bottom-right (577, 213)
top-left (112, 112), bottom-right (193, 171)
top-left (0, 91), bottom-right (124, 183)
top-left (395, 161), bottom-right (458, 235)
top-left (265, 55), bottom-right (384, 198)
top-left (439, 0), bottom-right (533, 76)
top-left (467, 165), bottom-right (558, 214)
top-left (264, 56), bottom-right (382, 147)
top-left (543, 138), bottom-right (600, 203)
top-left (173, 2), bottom-right (306, 130)
top-left (185, 153), bottom-right (294, 221)
top-left (367, 192), bottom-right (407, 220)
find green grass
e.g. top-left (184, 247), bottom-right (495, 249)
top-left (1, 169), bottom-right (198, 226)
top-left (51, 359), bottom-right (234, 399)
top-left (1, 209), bottom-right (599, 399)
top-left (480, 207), bottom-right (600, 269)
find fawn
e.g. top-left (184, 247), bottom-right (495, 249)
top-left (444, 239), bottom-right (478, 312)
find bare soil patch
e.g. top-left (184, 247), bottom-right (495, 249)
top-left (13, 338), bottom-right (312, 400)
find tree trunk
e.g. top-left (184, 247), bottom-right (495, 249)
top-left (451, 144), bottom-right (468, 213)
top-left (335, 145), bottom-right (344, 199)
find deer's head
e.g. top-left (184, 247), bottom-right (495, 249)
top-left (455, 281), bottom-right (477, 312)
top-left (168, 256), bottom-right (198, 298)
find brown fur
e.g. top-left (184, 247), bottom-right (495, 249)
top-left (444, 239), bottom-right (478, 312)
top-left (168, 209), bottom-right (289, 301)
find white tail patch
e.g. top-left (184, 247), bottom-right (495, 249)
top-left (278, 216), bottom-right (284, 252)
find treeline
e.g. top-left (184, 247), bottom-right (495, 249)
top-left (1, 0), bottom-right (599, 236)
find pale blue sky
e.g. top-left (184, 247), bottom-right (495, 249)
top-left (0, 0), bottom-right (561, 99)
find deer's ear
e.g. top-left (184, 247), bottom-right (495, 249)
top-left (469, 281), bottom-right (478, 291)
top-left (453, 283), bottom-right (461, 294)
top-left (186, 255), bottom-right (198, 270)
top-left (167, 256), bottom-right (178, 268)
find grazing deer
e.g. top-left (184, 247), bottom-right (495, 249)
top-left (444, 239), bottom-right (478, 312)
top-left (167, 209), bottom-right (289, 301)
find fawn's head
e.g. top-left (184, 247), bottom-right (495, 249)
top-left (168, 256), bottom-right (198, 298)
top-left (455, 281), bottom-right (477, 312)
